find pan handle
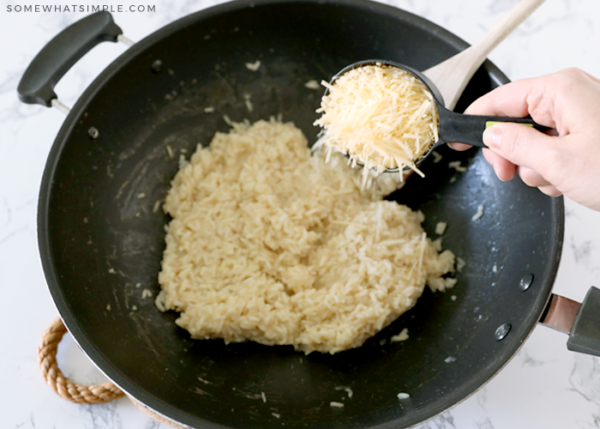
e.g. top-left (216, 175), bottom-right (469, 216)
top-left (540, 286), bottom-right (600, 356)
top-left (17, 11), bottom-right (130, 109)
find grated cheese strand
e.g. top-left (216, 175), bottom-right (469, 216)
top-left (314, 64), bottom-right (439, 174)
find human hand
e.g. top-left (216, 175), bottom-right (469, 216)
top-left (450, 68), bottom-right (600, 211)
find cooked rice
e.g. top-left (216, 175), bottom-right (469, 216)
top-left (157, 120), bottom-right (454, 354)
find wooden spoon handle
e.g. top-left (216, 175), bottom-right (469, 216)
top-left (423, 0), bottom-right (547, 110)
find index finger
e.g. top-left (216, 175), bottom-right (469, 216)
top-left (464, 76), bottom-right (556, 129)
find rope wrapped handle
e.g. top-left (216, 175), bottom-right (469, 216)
top-left (38, 317), bottom-right (186, 428)
top-left (38, 317), bottom-right (125, 403)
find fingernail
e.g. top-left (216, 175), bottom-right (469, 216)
top-left (493, 165), bottom-right (507, 182)
top-left (484, 125), bottom-right (502, 149)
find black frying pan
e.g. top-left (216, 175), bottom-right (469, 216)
top-left (17, 1), bottom-right (600, 428)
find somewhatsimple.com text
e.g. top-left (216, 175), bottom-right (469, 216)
top-left (7, 4), bottom-right (156, 13)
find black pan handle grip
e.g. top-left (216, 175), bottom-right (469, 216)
top-left (17, 11), bottom-right (122, 107)
top-left (567, 286), bottom-right (600, 356)
top-left (438, 108), bottom-right (548, 147)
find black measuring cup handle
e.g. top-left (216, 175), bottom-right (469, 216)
top-left (17, 11), bottom-right (122, 107)
top-left (438, 108), bottom-right (548, 148)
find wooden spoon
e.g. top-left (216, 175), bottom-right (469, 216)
top-left (423, 0), bottom-right (547, 110)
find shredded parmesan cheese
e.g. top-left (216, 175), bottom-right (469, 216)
top-left (435, 221), bottom-right (447, 235)
top-left (472, 205), bottom-right (485, 221)
top-left (390, 328), bottom-right (409, 342)
top-left (305, 80), bottom-right (320, 89)
top-left (444, 277), bottom-right (458, 289)
top-left (335, 386), bottom-right (354, 398)
top-left (245, 60), bottom-right (261, 71)
top-left (448, 160), bottom-right (467, 172)
top-left (244, 94), bottom-right (253, 112)
top-left (314, 64), bottom-right (439, 176)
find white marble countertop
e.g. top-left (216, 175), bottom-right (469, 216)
top-left (2, 0), bottom-right (600, 428)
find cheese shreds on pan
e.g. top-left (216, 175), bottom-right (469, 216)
top-left (435, 221), bottom-right (447, 235)
top-left (390, 327), bottom-right (409, 342)
top-left (314, 64), bottom-right (439, 177)
top-left (472, 205), bottom-right (484, 221)
top-left (245, 60), bottom-right (261, 71)
top-left (305, 80), bottom-right (320, 89)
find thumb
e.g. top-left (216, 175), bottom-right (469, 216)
top-left (483, 123), bottom-right (558, 177)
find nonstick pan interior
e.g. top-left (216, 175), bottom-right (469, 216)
top-left (39, 1), bottom-right (563, 428)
